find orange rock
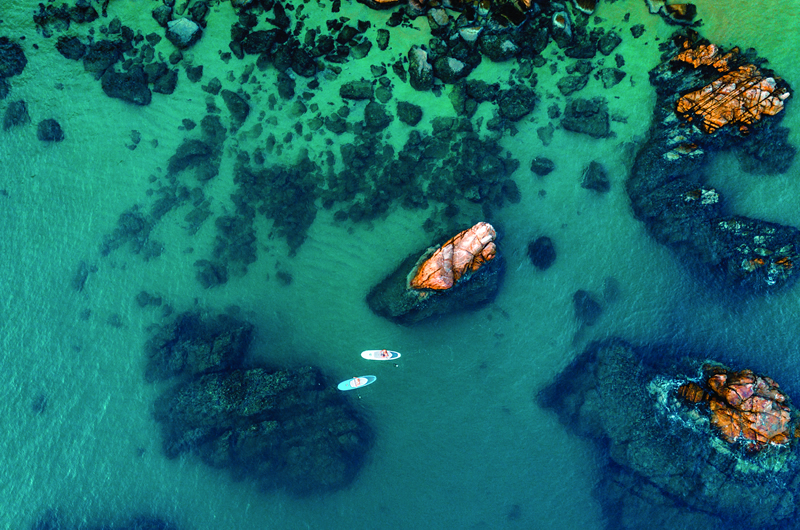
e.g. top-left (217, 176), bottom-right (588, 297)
top-left (676, 381), bottom-right (708, 403)
top-left (676, 64), bottom-right (790, 133)
top-left (672, 43), bottom-right (736, 71)
top-left (699, 368), bottom-right (794, 451)
top-left (409, 222), bottom-right (497, 290)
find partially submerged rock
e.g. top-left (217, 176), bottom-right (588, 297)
top-left (626, 31), bottom-right (799, 293)
top-left (166, 18), bottom-right (202, 49)
top-left (540, 339), bottom-right (800, 528)
top-left (367, 222), bottom-right (504, 324)
top-left (676, 365), bottom-right (796, 453)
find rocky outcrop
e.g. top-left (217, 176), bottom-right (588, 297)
top-left (539, 339), bottom-right (800, 529)
top-left (148, 312), bottom-right (373, 496)
top-left (676, 366), bottom-right (796, 452)
top-left (410, 222), bottom-right (497, 290)
top-left (627, 31), bottom-right (799, 292)
top-left (367, 222), bottom-right (504, 324)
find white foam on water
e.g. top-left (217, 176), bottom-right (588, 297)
top-left (2, 0), bottom-right (799, 528)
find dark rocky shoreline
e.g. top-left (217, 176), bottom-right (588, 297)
top-left (626, 30), bottom-right (798, 293)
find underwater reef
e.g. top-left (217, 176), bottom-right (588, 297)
top-left (147, 311), bottom-right (373, 496)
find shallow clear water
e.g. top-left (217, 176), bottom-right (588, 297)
top-left (1, 0), bottom-right (799, 528)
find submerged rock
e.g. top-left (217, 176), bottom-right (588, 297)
top-left (561, 97), bottom-right (609, 138)
top-left (146, 312), bottom-right (373, 495)
top-left (581, 160), bottom-right (610, 192)
top-left (145, 312), bottom-right (254, 382)
top-left (527, 236), bottom-right (556, 270)
top-left (3, 99), bottom-right (29, 130)
top-left (367, 222), bottom-right (504, 324)
top-left (572, 289), bottom-right (601, 325)
top-left (0, 37), bottom-right (27, 79)
top-left (101, 68), bottom-right (152, 105)
top-left (498, 85), bottom-right (536, 121)
top-left (32, 511), bottom-right (180, 530)
top-left (220, 89), bottom-right (250, 128)
top-left (154, 365), bottom-right (372, 495)
top-left (530, 156), bottom-right (555, 177)
top-left (397, 101), bottom-right (422, 126)
top-left (37, 119), bottom-right (64, 142)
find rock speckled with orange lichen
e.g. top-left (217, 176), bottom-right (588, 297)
top-left (541, 340), bottom-right (800, 529)
top-left (409, 222), bottom-right (496, 290)
top-left (367, 222), bottom-right (504, 324)
top-left (676, 64), bottom-right (790, 133)
top-left (677, 366), bottom-right (797, 452)
top-left (672, 43), bottom-right (736, 71)
top-left (626, 31), bottom-right (799, 293)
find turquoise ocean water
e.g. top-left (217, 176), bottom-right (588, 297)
top-left (1, 0), bottom-right (799, 528)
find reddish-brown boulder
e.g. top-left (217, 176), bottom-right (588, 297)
top-left (676, 365), bottom-right (798, 452)
top-left (673, 41), bottom-right (790, 134)
top-left (409, 222), bottom-right (497, 290)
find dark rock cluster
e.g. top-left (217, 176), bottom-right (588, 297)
top-left (37, 5), bottom-right (185, 106)
top-left (147, 311), bottom-right (373, 495)
top-left (75, 0), bottom-right (653, 286)
top-left (627, 31), bottom-right (799, 292)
